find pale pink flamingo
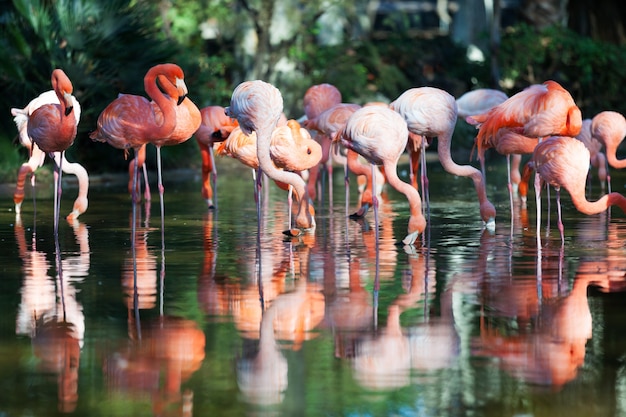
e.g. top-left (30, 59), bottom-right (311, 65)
top-left (11, 90), bottom-right (88, 221)
top-left (225, 80), bottom-right (316, 234)
top-left (591, 111), bottom-right (626, 192)
top-left (26, 69), bottom-right (79, 235)
top-left (391, 87), bottom-right (496, 227)
top-left (302, 83), bottom-right (343, 200)
top-left (338, 105), bottom-right (426, 245)
top-left (532, 136), bottom-right (626, 243)
top-left (194, 106), bottom-right (239, 208)
top-left (574, 118), bottom-right (608, 191)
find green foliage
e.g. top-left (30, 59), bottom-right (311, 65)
top-left (499, 23), bottom-right (626, 116)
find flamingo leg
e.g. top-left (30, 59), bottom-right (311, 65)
top-left (420, 138), bottom-right (430, 221)
top-left (556, 188), bottom-right (564, 245)
top-left (52, 151), bottom-right (64, 237)
top-left (209, 145), bottom-right (217, 210)
top-left (507, 154), bottom-right (514, 225)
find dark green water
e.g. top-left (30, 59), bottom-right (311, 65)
top-left (1, 156), bottom-right (626, 417)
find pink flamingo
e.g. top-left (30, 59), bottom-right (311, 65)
top-left (466, 80), bottom-right (582, 230)
top-left (531, 136), bottom-right (626, 243)
top-left (574, 118), bottom-right (608, 192)
top-left (194, 106), bottom-right (239, 208)
top-left (226, 80), bottom-right (316, 235)
top-left (338, 105), bottom-right (426, 245)
top-left (302, 83), bottom-right (343, 200)
top-left (216, 120), bottom-right (322, 230)
top-left (590, 111), bottom-right (626, 192)
top-left (11, 90), bottom-right (88, 221)
top-left (26, 69), bottom-right (79, 235)
top-left (391, 87), bottom-right (496, 227)
top-left (90, 63), bottom-right (187, 301)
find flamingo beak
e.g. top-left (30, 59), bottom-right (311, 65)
top-left (63, 92), bottom-right (74, 116)
top-left (176, 78), bottom-right (188, 105)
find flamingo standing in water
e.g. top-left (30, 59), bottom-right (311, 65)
top-left (26, 69), bottom-right (79, 236)
top-left (391, 87), bottom-right (496, 228)
top-left (466, 80), bottom-right (582, 230)
top-left (338, 105), bottom-right (425, 245)
top-left (302, 83), bottom-right (343, 200)
top-left (590, 111), bottom-right (626, 192)
top-left (216, 120), bottom-right (322, 229)
top-left (11, 90), bottom-right (88, 221)
top-left (90, 63), bottom-right (187, 310)
top-left (226, 80), bottom-right (316, 235)
top-left (194, 106), bottom-right (239, 209)
top-left (531, 136), bottom-right (626, 243)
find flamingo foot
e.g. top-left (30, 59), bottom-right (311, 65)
top-left (349, 203), bottom-right (370, 219)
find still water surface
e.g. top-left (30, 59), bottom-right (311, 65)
top-left (1, 157), bottom-right (626, 416)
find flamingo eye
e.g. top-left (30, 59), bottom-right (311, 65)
top-left (307, 148), bottom-right (312, 155)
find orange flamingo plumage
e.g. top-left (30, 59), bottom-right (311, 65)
top-left (226, 80), bottom-right (316, 234)
top-left (26, 69), bottom-right (79, 235)
top-left (194, 106), bottom-right (239, 208)
top-left (338, 105), bottom-right (426, 245)
top-left (532, 136), bottom-right (626, 243)
top-left (11, 89), bottom-right (88, 221)
top-left (217, 120), bottom-right (322, 229)
top-left (391, 86), bottom-right (496, 227)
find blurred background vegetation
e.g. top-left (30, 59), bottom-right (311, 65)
top-left (0, 0), bottom-right (624, 182)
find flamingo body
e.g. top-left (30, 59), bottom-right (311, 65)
top-left (391, 87), bottom-right (496, 225)
top-left (340, 105), bottom-right (425, 244)
top-left (591, 111), bottom-right (626, 169)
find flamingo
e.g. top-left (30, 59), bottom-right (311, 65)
top-left (90, 63), bottom-right (186, 306)
top-left (216, 120), bottom-right (322, 229)
top-left (574, 118), bottom-right (607, 192)
top-left (466, 80), bottom-right (582, 231)
top-left (302, 103), bottom-right (373, 214)
top-left (225, 80), bottom-right (316, 235)
top-left (590, 111), bottom-right (626, 191)
top-left (194, 106), bottom-right (239, 208)
top-left (149, 72), bottom-right (201, 230)
top-left (531, 136), bottom-right (626, 243)
top-left (302, 83), bottom-right (343, 200)
top-left (11, 90), bottom-right (88, 221)
top-left (26, 69), bottom-right (79, 236)
top-left (391, 87), bottom-right (496, 227)
top-left (338, 105), bottom-right (425, 245)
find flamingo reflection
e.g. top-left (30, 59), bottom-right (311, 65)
top-left (15, 217), bottom-right (89, 413)
top-left (352, 248), bottom-right (457, 390)
top-left (237, 234), bottom-right (325, 405)
top-left (103, 316), bottom-right (205, 416)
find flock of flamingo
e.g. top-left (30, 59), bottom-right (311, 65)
top-left (11, 64), bottom-right (626, 247)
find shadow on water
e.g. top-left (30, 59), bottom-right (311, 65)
top-left (2, 159), bottom-right (626, 416)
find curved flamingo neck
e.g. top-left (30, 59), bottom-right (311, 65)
top-left (256, 124), bottom-right (313, 229)
top-left (437, 129), bottom-right (496, 222)
top-left (570, 190), bottom-right (626, 215)
top-left (382, 160), bottom-right (425, 232)
top-left (145, 69), bottom-right (177, 139)
top-left (605, 143), bottom-right (626, 169)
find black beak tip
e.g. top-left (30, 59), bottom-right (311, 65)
top-left (177, 95), bottom-right (186, 105)
top-left (65, 106), bottom-right (73, 116)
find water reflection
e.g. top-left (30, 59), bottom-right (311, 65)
top-left (15, 217), bottom-right (89, 413)
top-left (103, 316), bottom-right (205, 416)
top-left (6, 161), bottom-right (626, 415)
